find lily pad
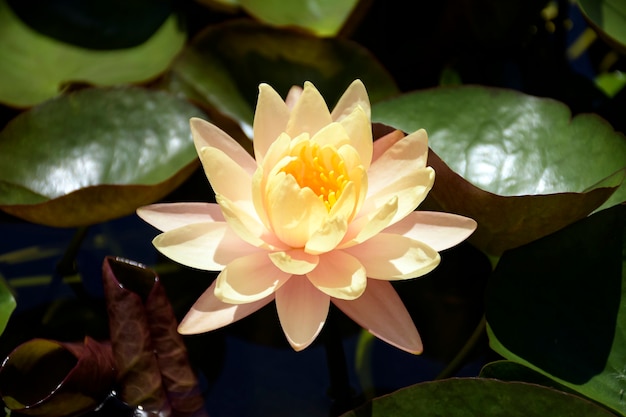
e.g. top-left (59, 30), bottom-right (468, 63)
top-left (0, 87), bottom-right (204, 227)
top-left (0, 0), bottom-right (186, 108)
top-left (486, 204), bottom-right (626, 416)
top-left (209, 0), bottom-right (360, 37)
top-left (578, 0), bottom-right (626, 53)
top-left (168, 20), bottom-right (399, 137)
top-left (0, 275), bottom-right (16, 336)
top-left (372, 85), bottom-right (626, 255)
top-left (340, 378), bottom-right (615, 417)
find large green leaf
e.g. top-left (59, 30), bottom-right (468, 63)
top-left (578, 0), bottom-right (626, 53)
top-left (0, 275), bottom-right (15, 336)
top-left (0, 0), bottom-right (186, 108)
top-left (487, 204), bottom-right (626, 416)
top-left (0, 87), bottom-right (204, 227)
top-left (372, 86), bottom-right (626, 254)
top-left (168, 20), bottom-right (399, 138)
top-left (340, 378), bottom-right (615, 416)
top-left (204, 0), bottom-right (359, 36)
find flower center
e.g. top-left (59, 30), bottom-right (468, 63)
top-left (281, 141), bottom-right (349, 211)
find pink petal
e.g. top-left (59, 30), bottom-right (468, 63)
top-left (330, 79), bottom-right (371, 122)
top-left (286, 81), bottom-right (332, 138)
top-left (306, 250), bottom-right (367, 300)
top-left (137, 202), bottom-right (224, 232)
top-left (153, 222), bottom-right (259, 271)
top-left (253, 84), bottom-right (290, 163)
top-left (178, 280), bottom-right (274, 334)
top-left (215, 252), bottom-right (292, 304)
top-left (372, 129), bottom-right (405, 163)
top-left (367, 129), bottom-right (429, 198)
top-left (332, 279), bottom-right (423, 354)
top-left (275, 276), bottom-right (330, 351)
top-left (285, 85), bottom-right (303, 110)
top-left (344, 233), bottom-right (440, 280)
top-left (384, 211), bottom-right (477, 252)
top-left (190, 118), bottom-right (257, 176)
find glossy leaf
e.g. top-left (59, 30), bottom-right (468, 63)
top-left (486, 204), bottom-right (626, 416)
top-left (0, 337), bottom-right (115, 416)
top-left (169, 20), bottom-right (399, 137)
top-left (222, 0), bottom-right (360, 37)
top-left (0, 275), bottom-right (15, 336)
top-left (372, 86), bottom-right (626, 254)
top-left (578, 0), bottom-right (626, 53)
top-left (340, 378), bottom-right (615, 417)
top-left (102, 256), bottom-right (207, 416)
top-left (0, 0), bottom-right (186, 107)
top-left (0, 87), bottom-right (204, 227)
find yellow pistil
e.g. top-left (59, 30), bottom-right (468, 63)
top-left (281, 141), bottom-right (349, 211)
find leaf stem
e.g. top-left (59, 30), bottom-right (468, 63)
top-left (435, 314), bottom-right (487, 380)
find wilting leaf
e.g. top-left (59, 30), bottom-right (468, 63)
top-left (0, 0), bottom-right (186, 107)
top-left (487, 204), bottom-right (626, 416)
top-left (0, 87), bottom-right (204, 227)
top-left (340, 378), bottom-right (615, 417)
top-left (0, 337), bottom-right (115, 416)
top-left (168, 20), bottom-right (399, 137)
top-left (372, 85), bottom-right (626, 254)
top-left (102, 257), bottom-right (206, 416)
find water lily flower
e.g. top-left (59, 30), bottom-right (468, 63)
top-left (137, 80), bottom-right (477, 353)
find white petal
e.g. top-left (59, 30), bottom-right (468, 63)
top-left (199, 146), bottom-right (253, 204)
top-left (215, 252), bottom-right (292, 304)
top-left (178, 280), bottom-right (274, 334)
top-left (265, 171), bottom-right (327, 248)
top-left (332, 280), bottom-right (422, 354)
top-left (269, 249), bottom-right (319, 275)
top-left (338, 106), bottom-right (373, 169)
top-left (275, 276), bottom-right (330, 351)
top-left (137, 202), bottom-right (224, 232)
top-left (286, 81), bottom-right (332, 138)
top-left (304, 215), bottom-right (348, 255)
top-left (153, 222), bottom-right (257, 271)
top-left (331, 79), bottom-right (371, 122)
top-left (191, 117), bottom-right (257, 176)
top-left (306, 251), bottom-right (367, 300)
top-left (344, 233), bottom-right (440, 280)
top-left (253, 84), bottom-right (290, 164)
top-left (217, 194), bottom-right (285, 250)
top-left (384, 211), bottom-right (477, 252)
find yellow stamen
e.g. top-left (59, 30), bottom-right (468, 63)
top-left (281, 141), bottom-right (349, 211)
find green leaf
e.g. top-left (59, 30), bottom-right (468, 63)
top-left (0, 0), bottom-right (186, 107)
top-left (0, 87), bottom-right (204, 227)
top-left (486, 204), bottom-right (626, 416)
top-left (340, 378), bottom-right (615, 417)
top-left (578, 0), bottom-right (626, 53)
top-left (168, 20), bottom-right (399, 137)
top-left (0, 275), bottom-right (16, 336)
top-left (240, 0), bottom-right (359, 37)
top-left (372, 85), bottom-right (626, 254)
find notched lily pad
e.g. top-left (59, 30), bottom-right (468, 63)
top-left (0, 87), bottom-right (205, 227)
top-left (0, 0), bottom-right (186, 107)
top-left (372, 85), bottom-right (626, 255)
top-left (168, 19), bottom-right (398, 137)
top-left (341, 378), bottom-right (615, 417)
